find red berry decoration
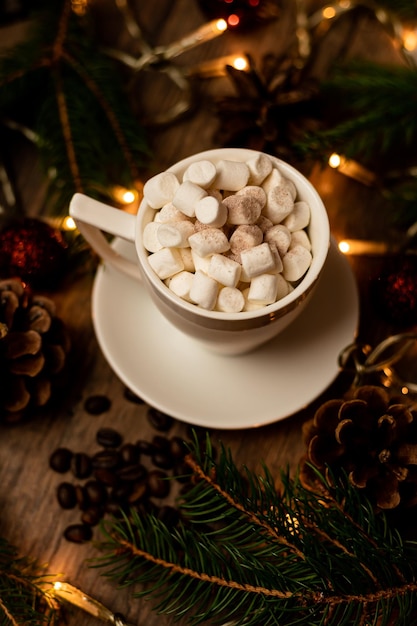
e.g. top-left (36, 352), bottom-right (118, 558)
top-left (373, 256), bottom-right (417, 326)
top-left (0, 218), bottom-right (68, 289)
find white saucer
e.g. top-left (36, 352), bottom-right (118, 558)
top-left (92, 239), bottom-right (359, 430)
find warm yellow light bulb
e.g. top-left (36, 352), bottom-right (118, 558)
top-left (403, 30), bottom-right (417, 52)
top-left (322, 7), bottom-right (336, 19)
top-left (122, 190), bottom-right (136, 204)
top-left (233, 56), bottom-right (248, 71)
top-left (63, 216), bottom-right (77, 231)
top-left (216, 19), bottom-right (228, 32)
top-left (338, 241), bottom-right (350, 254)
top-left (328, 153), bottom-right (341, 168)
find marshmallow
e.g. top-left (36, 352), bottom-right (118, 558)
top-left (183, 160), bottom-right (217, 188)
top-left (191, 250), bottom-right (211, 273)
top-left (168, 271), bottom-right (194, 301)
top-left (290, 229), bottom-right (312, 251)
top-left (223, 194), bottom-right (262, 225)
top-left (229, 225), bottom-right (263, 255)
top-left (261, 167), bottom-right (284, 193)
top-left (190, 270), bottom-right (219, 310)
top-left (240, 243), bottom-right (276, 278)
top-left (248, 273), bottom-right (279, 305)
top-left (285, 179), bottom-right (297, 201)
top-left (154, 202), bottom-right (190, 223)
top-left (282, 245), bottom-right (312, 282)
top-left (246, 152), bottom-right (273, 185)
top-left (173, 181), bottom-right (207, 217)
top-left (216, 287), bottom-right (245, 313)
top-left (236, 185), bottom-right (266, 209)
top-left (214, 160), bottom-right (250, 191)
top-left (241, 288), bottom-right (264, 311)
top-left (263, 183), bottom-right (294, 224)
top-left (148, 247), bottom-right (184, 280)
top-left (275, 273), bottom-right (291, 300)
top-left (264, 224), bottom-right (291, 256)
top-left (143, 221), bottom-right (163, 253)
top-left (208, 253), bottom-right (241, 287)
top-left (256, 215), bottom-right (274, 234)
top-left (144, 172), bottom-right (180, 209)
top-left (157, 221), bottom-right (195, 248)
top-left (179, 246), bottom-right (195, 272)
top-left (189, 228), bottom-right (230, 257)
top-left (283, 201), bottom-right (310, 232)
top-left (195, 195), bottom-right (227, 228)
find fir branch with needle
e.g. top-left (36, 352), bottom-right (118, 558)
top-left (0, 0), bottom-right (149, 216)
top-left (0, 536), bottom-right (58, 625)
top-left (92, 437), bottom-right (417, 626)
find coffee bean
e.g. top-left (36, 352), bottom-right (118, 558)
top-left (93, 468), bottom-right (120, 487)
top-left (104, 498), bottom-right (124, 516)
top-left (71, 452), bottom-right (92, 479)
top-left (81, 506), bottom-right (103, 526)
top-left (152, 435), bottom-right (170, 452)
top-left (111, 482), bottom-right (132, 503)
top-left (75, 484), bottom-right (89, 510)
top-left (120, 443), bottom-right (140, 465)
top-left (57, 482), bottom-right (77, 509)
top-left (49, 447), bottom-right (73, 473)
top-left (147, 408), bottom-right (174, 432)
top-left (96, 427), bottom-right (123, 448)
top-left (152, 451), bottom-right (174, 470)
top-left (64, 523), bottom-right (93, 543)
top-left (84, 395), bottom-right (111, 415)
top-left (85, 480), bottom-right (107, 505)
top-left (124, 388), bottom-right (145, 404)
top-left (117, 463), bottom-right (147, 482)
top-left (136, 439), bottom-right (158, 456)
top-left (92, 449), bottom-right (121, 471)
top-left (147, 470), bottom-right (170, 498)
top-left (170, 436), bottom-right (188, 460)
top-left (128, 482), bottom-right (148, 504)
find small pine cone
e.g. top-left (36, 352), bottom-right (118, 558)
top-left (0, 279), bottom-right (71, 423)
top-left (300, 385), bottom-right (417, 511)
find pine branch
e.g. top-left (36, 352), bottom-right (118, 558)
top-left (0, 0), bottom-right (149, 216)
top-left (296, 62), bottom-right (417, 168)
top-left (0, 537), bottom-right (58, 625)
top-left (92, 438), bottom-right (417, 626)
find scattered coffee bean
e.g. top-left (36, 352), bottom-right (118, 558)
top-left (71, 452), bottom-right (92, 479)
top-left (85, 479), bottom-right (108, 505)
top-left (117, 463), bottom-right (147, 482)
top-left (136, 439), bottom-right (158, 456)
top-left (170, 437), bottom-right (188, 460)
top-left (92, 449), bottom-right (121, 471)
top-left (57, 482), bottom-right (77, 509)
top-left (93, 468), bottom-right (120, 487)
top-left (152, 451), bottom-right (174, 470)
top-left (128, 482), bottom-right (147, 504)
top-left (75, 484), bottom-right (89, 510)
top-left (49, 447), bottom-right (73, 473)
top-left (81, 506), bottom-right (103, 526)
top-left (84, 395), bottom-right (111, 415)
top-left (152, 435), bottom-right (170, 452)
top-left (147, 470), bottom-right (170, 498)
top-left (147, 408), bottom-right (174, 432)
top-left (96, 427), bottom-right (123, 448)
top-left (123, 387), bottom-right (145, 404)
top-left (120, 443), bottom-right (140, 465)
top-left (64, 523), bottom-right (93, 543)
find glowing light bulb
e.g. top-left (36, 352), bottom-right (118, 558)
top-left (227, 14), bottom-right (240, 27)
top-left (403, 29), bottom-right (417, 52)
top-left (328, 153), bottom-right (342, 168)
top-left (338, 241), bottom-right (350, 254)
top-left (216, 18), bottom-right (228, 32)
top-left (233, 56), bottom-right (248, 71)
top-left (63, 216), bottom-right (77, 231)
top-left (323, 7), bottom-right (336, 19)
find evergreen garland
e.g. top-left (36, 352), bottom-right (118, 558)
top-left (93, 437), bottom-right (417, 626)
top-left (0, 0), bottom-right (149, 216)
top-left (0, 537), bottom-right (58, 625)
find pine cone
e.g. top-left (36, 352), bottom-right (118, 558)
top-left (300, 385), bottom-right (417, 511)
top-left (0, 278), bottom-right (71, 423)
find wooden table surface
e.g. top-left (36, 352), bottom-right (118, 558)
top-left (0, 1), bottom-right (412, 624)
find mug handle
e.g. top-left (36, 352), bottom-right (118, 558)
top-left (69, 193), bottom-right (143, 281)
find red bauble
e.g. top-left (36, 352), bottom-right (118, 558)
top-left (373, 256), bottom-right (417, 326)
top-left (0, 217), bottom-right (68, 289)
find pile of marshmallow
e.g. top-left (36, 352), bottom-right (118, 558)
top-left (142, 153), bottom-right (312, 313)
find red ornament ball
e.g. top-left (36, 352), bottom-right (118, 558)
top-left (0, 217), bottom-right (68, 289)
top-left (197, 0), bottom-right (280, 30)
top-left (373, 256), bottom-right (417, 326)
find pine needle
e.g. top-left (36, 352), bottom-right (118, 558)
top-left (92, 438), bottom-right (417, 626)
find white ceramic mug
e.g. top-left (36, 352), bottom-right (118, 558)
top-left (69, 148), bottom-right (330, 355)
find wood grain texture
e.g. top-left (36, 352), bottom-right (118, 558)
top-left (0, 1), bottom-right (404, 624)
